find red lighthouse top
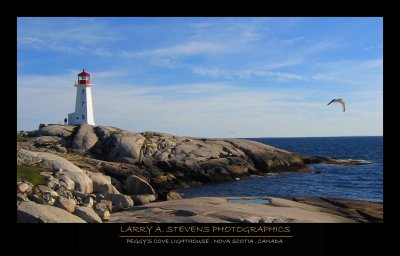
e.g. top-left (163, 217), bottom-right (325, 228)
top-left (77, 69), bottom-right (91, 85)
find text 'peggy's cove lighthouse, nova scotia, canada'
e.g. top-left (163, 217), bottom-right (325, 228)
top-left (68, 69), bottom-right (95, 125)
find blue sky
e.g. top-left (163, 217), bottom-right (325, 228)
top-left (17, 17), bottom-right (383, 138)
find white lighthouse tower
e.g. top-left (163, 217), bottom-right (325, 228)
top-left (68, 69), bottom-right (95, 125)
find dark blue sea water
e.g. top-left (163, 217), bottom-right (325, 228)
top-left (178, 137), bottom-right (383, 202)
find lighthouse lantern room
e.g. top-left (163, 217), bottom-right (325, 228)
top-left (68, 69), bottom-right (95, 125)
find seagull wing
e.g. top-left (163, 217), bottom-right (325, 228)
top-left (327, 99), bottom-right (335, 105)
top-left (336, 99), bottom-right (346, 112)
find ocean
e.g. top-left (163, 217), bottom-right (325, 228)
top-left (178, 136), bottom-right (383, 202)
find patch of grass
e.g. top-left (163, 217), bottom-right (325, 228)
top-left (17, 133), bottom-right (26, 142)
top-left (17, 132), bottom-right (34, 142)
top-left (17, 165), bottom-right (48, 186)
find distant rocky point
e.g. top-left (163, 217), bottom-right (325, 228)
top-left (17, 124), bottom-right (372, 223)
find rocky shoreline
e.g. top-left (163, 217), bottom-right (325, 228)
top-left (17, 124), bottom-right (376, 223)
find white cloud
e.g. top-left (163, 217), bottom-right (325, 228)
top-left (150, 58), bottom-right (180, 69)
top-left (263, 60), bottom-right (302, 70)
top-left (191, 66), bottom-right (307, 82)
top-left (186, 18), bottom-right (270, 44)
top-left (18, 18), bottom-right (121, 45)
top-left (17, 74), bottom-right (76, 129)
top-left (248, 70), bottom-right (307, 82)
top-left (17, 37), bottom-right (76, 54)
top-left (92, 48), bottom-right (112, 57)
top-left (92, 70), bottom-right (128, 79)
top-left (121, 41), bottom-right (227, 58)
top-left (311, 74), bottom-right (333, 81)
top-left (308, 59), bottom-right (383, 85)
top-left (282, 36), bottom-right (305, 44)
top-left (18, 35), bottom-right (112, 57)
top-left (18, 74), bottom-right (74, 90)
top-left (217, 58), bottom-right (383, 88)
top-left (51, 24), bottom-right (118, 45)
top-left (17, 72), bottom-right (383, 137)
top-left (18, 37), bottom-right (45, 45)
top-left (363, 45), bottom-right (382, 51)
top-left (94, 82), bottom-right (232, 98)
top-left (191, 67), bottom-right (232, 79)
top-left (241, 30), bottom-right (260, 41)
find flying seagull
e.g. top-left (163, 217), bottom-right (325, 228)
top-left (327, 98), bottom-right (346, 112)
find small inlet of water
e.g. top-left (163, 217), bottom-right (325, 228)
top-left (227, 198), bottom-right (271, 204)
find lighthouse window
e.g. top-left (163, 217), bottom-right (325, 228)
top-left (79, 76), bottom-right (87, 80)
top-left (82, 114), bottom-right (85, 120)
top-left (82, 102), bottom-right (85, 107)
top-left (82, 90), bottom-right (85, 95)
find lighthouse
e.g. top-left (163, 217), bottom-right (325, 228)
top-left (68, 69), bottom-right (95, 125)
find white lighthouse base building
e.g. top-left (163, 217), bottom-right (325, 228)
top-left (68, 69), bottom-right (95, 126)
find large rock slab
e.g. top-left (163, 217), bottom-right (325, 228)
top-left (53, 196), bottom-right (76, 213)
top-left (92, 127), bottom-right (145, 164)
top-left (94, 203), bottom-right (111, 221)
top-left (70, 124), bottom-right (98, 152)
top-left (33, 136), bottom-right (67, 147)
top-left (62, 171), bottom-right (93, 194)
top-left (108, 133), bottom-right (145, 164)
top-left (125, 175), bottom-right (155, 195)
top-left (17, 201), bottom-right (86, 223)
top-left (37, 125), bottom-right (76, 140)
top-left (131, 194), bottom-right (156, 205)
top-left (88, 172), bottom-right (112, 193)
top-left (109, 197), bottom-right (356, 223)
top-left (74, 206), bottom-right (102, 223)
top-left (59, 174), bottom-right (75, 190)
top-left (98, 183), bottom-right (120, 195)
top-left (166, 191), bottom-right (182, 201)
top-left (35, 185), bottom-right (58, 197)
top-left (17, 149), bottom-right (82, 173)
top-left (97, 184), bottom-right (134, 208)
top-left (105, 194), bottom-right (134, 208)
top-left (227, 139), bottom-right (304, 172)
top-left (93, 126), bottom-right (121, 140)
top-left (292, 197), bottom-right (383, 223)
top-left (17, 149), bottom-right (93, 194)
